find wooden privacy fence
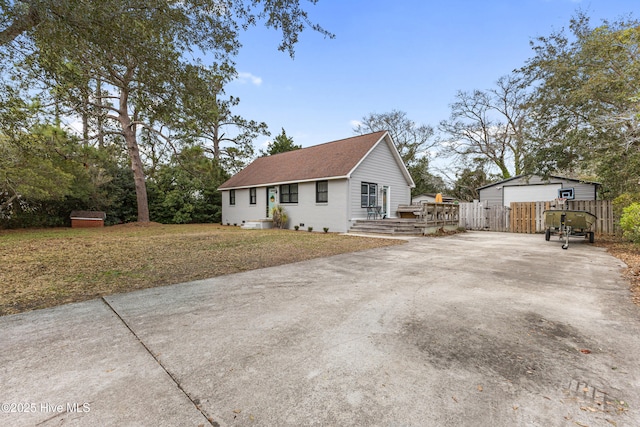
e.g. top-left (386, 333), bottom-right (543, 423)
top-left (460, 200), bottom-right (616, 234)
top-left (510, 200), bottom-right (615, 234)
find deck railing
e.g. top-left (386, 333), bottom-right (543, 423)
top-left (397, 202), bottom-right (460, 227)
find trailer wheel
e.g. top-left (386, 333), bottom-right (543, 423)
top-left (545, 228), bottom-right (551, 241)
top-left (589, 232), bottom-right (595, 243)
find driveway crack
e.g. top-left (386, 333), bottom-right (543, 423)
top-left (101, 297), bottom-right (221, 427)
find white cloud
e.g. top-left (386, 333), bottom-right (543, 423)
top-left (236, 72), bottom-right (263, 86)
top-left (349, 119), bottom-right (362, 129)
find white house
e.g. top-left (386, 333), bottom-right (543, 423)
top-left (218, 131), bottom-right (415, 232)
top-left (477, 175), bottom-right (599, 207)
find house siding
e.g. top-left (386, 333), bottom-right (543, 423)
top-left (412, 195), bottom-right (436, 204)
top-left (221, 187), bottom-right (265, 225)
top-left (479, 176), bottom-right (598, 207)
top-left (276, 180), bottom-right (349, 232)
top-left (221, 179), bottom-right (351, 232)
top-left (349, 139), bottom-right (412, 221)
top-left (571, 182), bottom-right (598, 200)
top-left (479, 186), bottom-right (504, 207)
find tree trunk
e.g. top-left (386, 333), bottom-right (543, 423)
top-left (213, 121), bottom-right (220, 161)
top-left (96, 78), bottom-right (105, 148)
top-left (498, 162), bottom-right (511, 179)
top-left (0, 5), bottom-right (40, 46)
top-left (118, 87), bottom-right (150, 223)
top-left (81, 88), bottom-right (89, 146)
top-left (123, 126), bottom-right (150, 223)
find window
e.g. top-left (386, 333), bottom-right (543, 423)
top-left (280, 183), bottom-right (298, 203)
top-left (229, 189), bottom-right (236, 205)
top-left (361, 182), bottom-right (377, 207)
top-left (249, 188), bottom-right (256, 204)
top-left (316, 181), bottom-right (328, 203)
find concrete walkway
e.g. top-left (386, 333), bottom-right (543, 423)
top-left (1, 232), bottom-right (639, 426)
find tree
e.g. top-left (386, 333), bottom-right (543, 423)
top-left (0, 86), bottom-right (139, 227)
top-left (261, 128), bottom-right (301, 156)
top-left (148, 146), bottom-right (228, 224)
top-left (353, 110), bottom-right (436, 167)
top-left (0, 127), bottom-right (75, 214)
top-left (0, 124), bottom-right (114, 227)
top-left (175, 64), bottom-right (270, 173)
top-left (439, 73), bottom-right (531, 179)
top-left (406, 156), bottom-right (447, 197)
top-left (1, 1), bottom-right (332, 55)
top-left (523, 13), bottom-right (640, 197)
top-left (1, 0), bottom-right (331, 222)
top-left (448, 162), bottom-right (499, 202)
top-left (25, 6), bottom-right (186, 223)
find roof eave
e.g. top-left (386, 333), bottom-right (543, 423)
top-left (476, 174), bottom-right (601, 191)
top-left (346, 131), bottom-right (416, 187)
top-left (218, 175), bottom-right (349, 191)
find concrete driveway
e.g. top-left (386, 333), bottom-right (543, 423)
top-left (1, 232), bottom-right (639, 426)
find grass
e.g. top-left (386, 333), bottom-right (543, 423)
top-left (0, 223), bottom-right (404, 316)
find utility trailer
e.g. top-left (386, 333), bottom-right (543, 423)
top-left (544, 210), bottom-right (597, 250)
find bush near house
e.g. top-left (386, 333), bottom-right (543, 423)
top-left (620, 203), bottom-right (640, 244)
top-left (271, 205), bottom-right (288, 229)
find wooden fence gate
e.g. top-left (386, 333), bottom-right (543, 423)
top-left (459, 201), bottom-right (509, 232)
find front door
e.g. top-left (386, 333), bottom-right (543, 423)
top-left (381, 186), bottom-right (389, 218)
top-left (267, 187), bottom-right (277, 218)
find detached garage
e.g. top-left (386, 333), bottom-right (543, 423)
top-left (478, 175), bottom-right (599, 207)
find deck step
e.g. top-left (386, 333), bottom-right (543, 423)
top-left (348, 219), bottom-right (425, 236)
top-left (241, 219), bottom-right (273, 230)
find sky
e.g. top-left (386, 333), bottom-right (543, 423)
top-left (223, 0), bottom-right (638, 162)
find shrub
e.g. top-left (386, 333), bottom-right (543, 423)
top-left (323, 227), bottom-right (329, 233)
top-left (271, 205), bottom-right (288, 229)
top-left (307, 226), bottom-right (313, 232)
top-left (620, 202), bottom-right (640, 244)
top-left (613, 192), bottom-right (640, 218)
top-left (294, 225), bottom-right (299, 231)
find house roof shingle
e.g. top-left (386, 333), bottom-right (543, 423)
top-left (219, 131), bottom-right (390, 189)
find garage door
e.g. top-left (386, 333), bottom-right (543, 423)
top-left (503, 184), bottom-right (561, 206)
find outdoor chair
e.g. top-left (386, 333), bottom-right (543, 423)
top-left (367, 206), bottom-right (382, 219)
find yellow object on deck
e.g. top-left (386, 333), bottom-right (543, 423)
top-left (435, 193), bottom-right (443, 203)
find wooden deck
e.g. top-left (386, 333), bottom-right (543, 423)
top-left (349, 219), bottom-right (425, 235)
top-left (350, 203), bottom-right (460, 235)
